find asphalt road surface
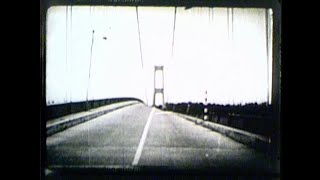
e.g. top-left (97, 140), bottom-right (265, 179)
top-left (46, 103), bottom-right (278, 174)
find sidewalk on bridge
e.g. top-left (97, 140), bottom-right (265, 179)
top-left (175, 113), bottom-right (271, 152)
top-left (46, 101), bottom-right (140, 136)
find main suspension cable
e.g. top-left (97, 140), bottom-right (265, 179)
top-left (136, 6), bottom-right (144, 69)
top-left (171, 6), bottom-right (177, 57)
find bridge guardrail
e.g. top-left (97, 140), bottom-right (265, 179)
top-left (176, 113), bottom-right (271, 153)
top-left (46, 101), bottom-right (139, 136)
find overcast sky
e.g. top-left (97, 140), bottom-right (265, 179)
top-left (46, 6), bottom-right (273, 106)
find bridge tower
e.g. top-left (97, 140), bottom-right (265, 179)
top-left (153, 66), bottom-right (165, 109)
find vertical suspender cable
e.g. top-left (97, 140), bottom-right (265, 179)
top-left (86, 7), bottom-right (94, 107)
top-left (227, 8), bottom-right (229, 40)
top-left (265, 9), bottom-right (270, 104)
top-left (136, 6), bottom-right (144, 69)
top-left (208, 7), bottom-right (210, 22)
top-left (231, 8), bottom-right (234, 40)
top-left (88, 31), bottom-right (94, 99)
top-left (65, 6), bottom-right (68, 104)
top-left (69, 6), bottom-right (73, 108)
top-left (171, 7), bottom-right (177, 57)
top-left (168, 6), bottom-right (177, 104)
top-left (135, 6), bottom-right (148, 104)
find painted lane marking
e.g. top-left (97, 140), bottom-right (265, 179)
top-left (154, 111), bottom-right (172, 115)
top-left (132, 108), bottom-right (155, 166)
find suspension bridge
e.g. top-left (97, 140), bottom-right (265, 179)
top-left (41, 1), bottom-right (281, 178)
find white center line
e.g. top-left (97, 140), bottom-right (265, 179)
top-left (132, 108), bottom-right (155, 166)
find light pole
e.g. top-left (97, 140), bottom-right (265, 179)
top-left (86, 30), bottom-right (95, 110)
top-left (86, 30), bottom-right (107, 110)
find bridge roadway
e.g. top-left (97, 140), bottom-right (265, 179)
top-left (46, 103), bottom-right (276, 173)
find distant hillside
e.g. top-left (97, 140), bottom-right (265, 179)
top-left (165, 102), bottom-right (272, 117)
